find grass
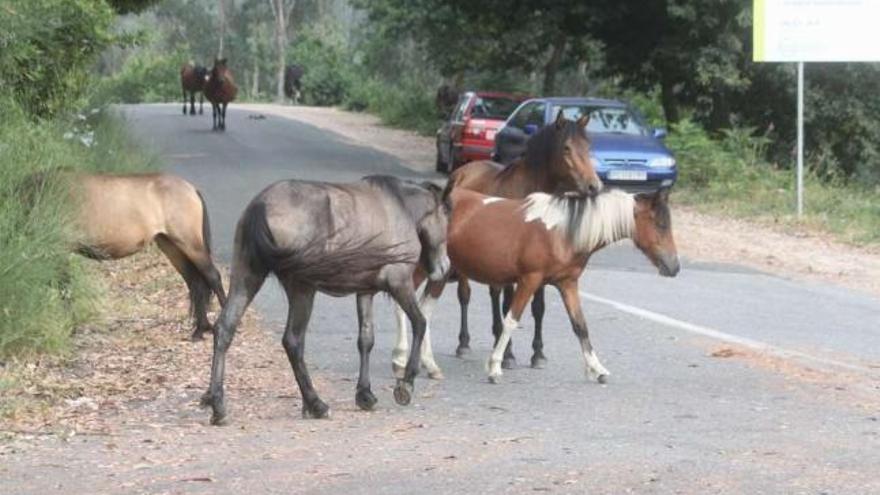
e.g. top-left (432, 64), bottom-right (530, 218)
top-left (0, 97), bottom-right (158, 359)
top-left (668, 119), bottom-right (880, 246)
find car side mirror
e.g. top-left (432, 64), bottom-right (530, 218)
top-left (652, 128), bottom-right (668, 139)
top-left (523, 124), bottom-right (539, 136)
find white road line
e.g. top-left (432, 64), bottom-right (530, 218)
top-left (580, 291), bottom-right (876, 375)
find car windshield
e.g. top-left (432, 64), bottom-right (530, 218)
top-left (471, 96), bottom-right (521, 120)
top-left (550, 104), bottom-right (647, 136)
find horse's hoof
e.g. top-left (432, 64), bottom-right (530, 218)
top-left (488, 374), bottom-right (501, 385)
top-left (393, 381), bottom-right (413, 406)
top-left (530, 354), bottom-right (548, 369)
top-left (455, 346), bottom-right (471, 358)
top-left (427, 369), bottom-right (444, 380)
top-left (355, 389), bottom-right (378, 411)
top-left (501, 356), bottom-right (517, 370)
top-left (302, 399), bottom-right (331, 419)
top-left (391, 362), bottom-right (406, 380)
top-left (597, 374), bottom-right (609, 385)
top-left (210, 410), bottom-right (228, 426)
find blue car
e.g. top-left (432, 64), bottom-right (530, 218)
top-left (493, 97), bottom-right (677, 192)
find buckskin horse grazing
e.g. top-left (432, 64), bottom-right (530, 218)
top-left (395, 187), bottom-right (679, 384)
top-left (445, 111), bottom-right (602, 371)
top-left (204, 58), bottom-right (238, 131)
top-left (39, 171), bottom-right (227, 341)
top-left (180, 62), bottom-right (208, 116)
top-left (201, 176), bottom-right (451, 426)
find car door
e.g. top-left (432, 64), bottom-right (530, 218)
top-left (495, 101), bottom-right (546, 164)
top-left (436, 94), bottom-right (468, 165)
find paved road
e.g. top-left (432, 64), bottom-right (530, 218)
top-left (5, 104), bottom-right (880, 494)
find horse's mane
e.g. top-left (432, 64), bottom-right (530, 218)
top-left (522, 119), bottom-right (588, 171)
top-left (522, 190), bottom-right (635, 253)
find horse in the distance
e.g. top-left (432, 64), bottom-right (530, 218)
top-left (395, 187), bottom-right (679, 384)
top-left (32, 171), bottom-right (226, 341)
top-left (445, 111), bottom-right (602, 371)
top-left (284, 64), bottom-right (305, 103)
top-left (201, 175), bottom-right (451, 426)
top-left (204, 58), bottom-right (238, 131)
top-left (180, 62), bottom-right (208, 116)
top-left (435, 84), bottom-right (460, 118)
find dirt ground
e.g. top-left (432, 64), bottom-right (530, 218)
top-left (242, 103), bottom-right (880, 299)
top-left (0, 248), bottom-right (282, 437)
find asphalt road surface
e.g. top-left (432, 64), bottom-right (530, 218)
top-left (4, 104), bottom-right (880, 494)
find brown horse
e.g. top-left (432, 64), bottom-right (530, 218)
top-left (180, 62), bottom-right (208, 116)
top-left (60, 172), bottom-right (227, 340)
top-left (394, 187), bottom-right (679, 383)
top-left (449, 111), bottom-right (602, 370)
top-left (204, 58), bottom-right (238, 131)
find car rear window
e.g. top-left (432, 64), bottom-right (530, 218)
top-left (470, 97), bottom-right (521, 120)
top-left (551, 105), bottom-right (647, 136)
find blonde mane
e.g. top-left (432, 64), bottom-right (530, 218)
top-left (522, 190), bottom-right (635, 253)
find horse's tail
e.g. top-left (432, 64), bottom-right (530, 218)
top-left (196, 189), bottom-right (213, 255)
top-left (240, 201), bottom-right (413, 285)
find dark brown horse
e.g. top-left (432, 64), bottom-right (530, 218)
top-left (48, 172), bottom-right (226, 340)
top-left (180, 62), bottom-right (208, 116)
top-left (204, 58), bottom-right (238, 131)
top-left (395, 187), bottom-right (679, 383)
top-left (202, 176), bottom-right (451, 425)
top-left (449, 111), bottom-right (602, 370)
top-left (284, 64), bottom-right (304, 103)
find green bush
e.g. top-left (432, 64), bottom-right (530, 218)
top-left (345, 76), bottom-right (439, 136)
top-left (0, 0), bottom-right (114, 117)
top-left (98, 49), bottom-right (187, 104)
top-left (0, 97), bottom-right (158, 358)
top-left (289, 26), bottom-right (354, 106)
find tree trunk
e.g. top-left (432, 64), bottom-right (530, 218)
top-left (660, 76), bottom-right (680, 125)
top-left (252, 58), bottom-right (260, 97)
top-left (217, 0), bottom-right (226, 59)
top-left (542, 37), bottom-right (566, 96)
top-left (270, 0), bottom-right (294, 103)
top-left (576, 60), bottom-right (589, 95)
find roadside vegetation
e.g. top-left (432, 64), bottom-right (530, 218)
top-left (0, 0), bottom-right (160, 358)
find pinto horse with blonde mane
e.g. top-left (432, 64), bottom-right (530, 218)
top-left (394, 186), bottom-right (679, 384)
top-left (204, 58), bottom-right (238, 131)
top-left (447, 111), bottom-right (602, 371)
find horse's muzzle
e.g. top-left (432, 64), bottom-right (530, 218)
top-left (658, 253), bottom-right (681, 277)
top-left (429, 255), bottom-right (451, 282)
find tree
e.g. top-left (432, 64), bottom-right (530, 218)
top-left (269, 0), bottom-right (297, 102)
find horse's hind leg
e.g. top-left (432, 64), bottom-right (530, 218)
top-left (558, 279), bottom-right (609, 383)
top-left (456, 276), bottom-right (471, 357)
top-left (155, 236), bottom-right (212, 340)
top-left (355, 293), bottom-right (378, 411)
top-left (198, 92), bottom-right (204, 114)
top-left (182, 89), bottom-right (187, 115)
top-left (280, 284), bottom-right (327, 419)
top-left (205, 259), bottom-right (267, 425)
top-left (211, 103), bottom-right (218, 130)
top-left (530, 286), bottom-right (548, 369)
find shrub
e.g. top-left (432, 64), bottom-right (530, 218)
top-left (97, 48), bottom-right (186, 103)
top-left (289, 26), bottom-right (354, 106)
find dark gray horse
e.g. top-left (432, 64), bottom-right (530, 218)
top-left (203, 175), bottom-right (451, 425)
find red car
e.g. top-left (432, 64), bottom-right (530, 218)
top-left (435, 91), bottom-right (528, 173)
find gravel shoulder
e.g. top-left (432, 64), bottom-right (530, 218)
top-left (240, 103), bottom-right (880, 299)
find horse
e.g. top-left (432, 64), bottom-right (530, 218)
top-left (204, 58), bottom-right (238, 131)
top-left (201, 175), bottom-right (451, 426)
top-left (180, 62), bottom-right (208, 116)
top-left (394, 186), bottom-right (679, 384)
top-left (35, 171), bottom-right (227, 341)
top-left (446, 111), bottom-right (602, 371)
top-left (284, 64), bottom-right (305, 103)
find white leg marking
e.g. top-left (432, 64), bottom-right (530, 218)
top-left (487, 313), bottom-right (518, 382)
top-left (581, 341), bottom-right (610, 381)
top-left (392, 303), bottom-right (409, 377)
top-left (418, 295), bottom-right (443, 379)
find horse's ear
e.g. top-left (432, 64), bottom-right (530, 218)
top-left (577, 113), bottom-right (590, 128)
top-left (654, 187), bottom-right (671, 206)
top-left (555, 109), bottom-right (566, 129)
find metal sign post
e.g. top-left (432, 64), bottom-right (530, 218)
top-left (796, 62), bottom-right (804, 217)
